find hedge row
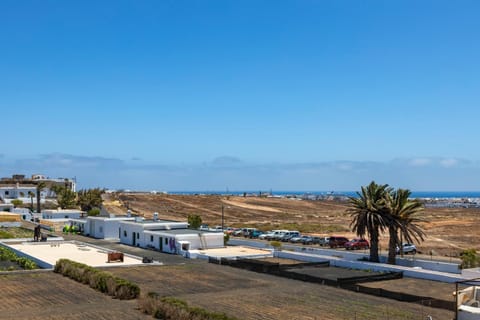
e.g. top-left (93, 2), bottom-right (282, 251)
top-left (139, 292), bottom-right (238, 320)
top-left (0, 246), bottom-right (38, 270)
top-left (54, 259), bottom-right (140, 300)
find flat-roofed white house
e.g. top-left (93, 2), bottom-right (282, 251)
top-left (42, 209), bottom-right (83, 220)
top-left (144, 229), bottom-right (224, 253)
top-left (118, 218), bottom-right (224, 255)
top-left (84, 216), bottom-right (136, 239)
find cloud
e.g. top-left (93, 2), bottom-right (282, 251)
top-left (210, 156), bottom-right (243, 167)
top-left (408, 158), bottom-right (432, 167)
top-left (439, 158), bottom-right (458, 168)
top-left (1, 154), bottom-right (480, 191)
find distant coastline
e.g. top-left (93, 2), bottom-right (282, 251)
top-left (166, 190), bottom-right (480, 199)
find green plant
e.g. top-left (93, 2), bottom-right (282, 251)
top-left (54, 259), bottom-right (140, 299)
top-left (188, 214), bottom-right (202, 229)
top-left (223, 232), bottom-right (230, 245)
top-left (11, 199), bottom-right (23, 207)
top-left (460, 248), bottom-right (479, 269)
top-left (88, 208), bottom-right (101, 216)
top-left (138, 293), bottom-right (238, 320)
top-left (270, 241), bottom-right (282, 251)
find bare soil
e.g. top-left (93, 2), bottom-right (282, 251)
top-left (104, 193), bottom-right (480, 256)
top-left (0, 272), bottom-right (149, 320)
top-left (107, 263), bottom-right (453, 320)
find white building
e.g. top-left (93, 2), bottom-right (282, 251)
top-left (84, 216), bottom-right (136, 239)
top-left (0, 184), bottom-right (38, 203)
top-left (118, 218), bottom-right (224, 254)
top-left (42, 209), bottom-right (83, 220)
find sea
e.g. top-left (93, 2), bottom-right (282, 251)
top-left (168, 190), bottom-right (480, 199)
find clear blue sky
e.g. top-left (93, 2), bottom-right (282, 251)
top-left (1, 1), bottom-right (479, 191)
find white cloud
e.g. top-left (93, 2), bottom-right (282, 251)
top-left (439, 158), bottom-right (458, 168)
top-left (408, 158), bottom-right (432, 167)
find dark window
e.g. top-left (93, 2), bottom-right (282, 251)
top-left (150, 235), bottom-right (153, 242)
top-left (123, 230), bottom-right (127, 237)
top-left (137, 233), bottom-right (139, 239)
top-left (165, 238), bottom-right (168, 245)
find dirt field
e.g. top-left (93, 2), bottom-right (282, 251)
top-left (106, 263), bottom-right (453, 320)
top-left (0, 272), bottom-right (149, 320)
top-left (103, 193), bottom-right (480, 256)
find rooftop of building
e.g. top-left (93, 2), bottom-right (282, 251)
top-left (144, 228), bottom-right (221, 235)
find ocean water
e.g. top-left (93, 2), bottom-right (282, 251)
top-left (169, 190), bottom-right (480, 199)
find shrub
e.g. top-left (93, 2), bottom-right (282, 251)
top-left (0, 246), bottom-right (37, 269)
top-left (460, 249), bottom-right (479, 269)
top-left (54, 259), bottom-right (140, 300)
top-left (270, 241), bottom-right (282, 251)
top-left (138, 293), bottom-right (238, 320)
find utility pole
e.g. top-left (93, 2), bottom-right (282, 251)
top-left (221, 204), bottom-right (224, 231)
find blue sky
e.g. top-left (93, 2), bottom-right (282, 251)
top-left (1, 1), bottom-right (479, 191)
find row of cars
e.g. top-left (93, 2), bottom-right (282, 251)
top-left (230, 228), bottom-right (417, 253)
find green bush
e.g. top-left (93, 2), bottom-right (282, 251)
top-left (54, 259), bottom-right (140, 300)
top-left (0, 246), bottom-right (37, 269)
top-left (460, 249), bottom-right (479, 269)
top-left (138, 294), bottom-right (238, 320)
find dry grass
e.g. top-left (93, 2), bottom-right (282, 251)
top-left (103, 193), bottom-right (480, 256)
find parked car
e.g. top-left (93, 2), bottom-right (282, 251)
top-left (199, 224), bottom-right (210, 231)
top-left (279, 231), bottom-right (300, 242)
top-left (310, 237), bottom-right (322, 245)
top-left (329, 236), bottom-right (349, 248)
top-left (249, 230), bottom-right (264, 238)
top-left (259, 231), bottom-right (274, 240)
top-left (300, 236), bottom-right (314, 245)
top-left (396, 243), bottom-right (417, 254)
top-left (344, 238), bottom-right (369, 250)
top-left (232, 228), bottom-right (245, 236)
top-left (269, 230), bottom-right (289, 241)
top-left (289, 235), bottom-right (304, 243)
top-left (318, 237), bottom-right (330, 246)
top-left (243, 228), bottom-right (258, 238)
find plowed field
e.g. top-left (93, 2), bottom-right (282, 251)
top-left (107, 263), bottom-right (453, 320)
top-left (0, 272), bottom-right (149, 320)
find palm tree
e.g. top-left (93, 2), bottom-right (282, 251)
top-left (385, 189), bottom-right (425, 264)
top-left (349, 181), bottom-right (391, 263)
top-left (28, 191), bottom-right (35, 212)
top-left (36, 182), bottom-right (47, 213)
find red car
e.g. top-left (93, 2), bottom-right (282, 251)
top-left (344, 238), bottom-right (369, 250)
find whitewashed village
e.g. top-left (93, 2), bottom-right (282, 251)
top-left (0, 174), bottom-right (479, 320)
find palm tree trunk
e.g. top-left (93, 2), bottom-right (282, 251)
top-left (36, 188), bottom-right (41, 213)
top-left (370, 229), bottom-right (380, 262)
top-left (387, 225), bottom-right (397, 264)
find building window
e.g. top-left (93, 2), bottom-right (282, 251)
top-left (5, 191), bottom-right (9, 195)
top-left (150, 235), bottom-right (153, 242)
top-left (137, 233), bottom-right (139, 239)
top-left (165, 238), bottom-right (168, 245)
top-left (123, 230), bottom-right (127, 237)
top-left (99, 227), bottom-right (103, 233)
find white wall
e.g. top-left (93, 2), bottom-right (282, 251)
top-left (176, 233), bottom-right (224, 250)
top-left (42, 210), bottom-right (82, 219)
top-left (119, 222), bottom-right (147, 247)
